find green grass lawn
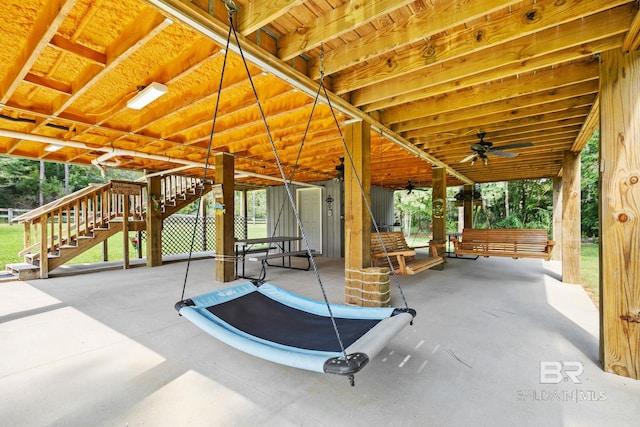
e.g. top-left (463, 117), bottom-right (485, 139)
top-left (0, 224), bottom-right (136, 266)
top-left (0, 222), bottom-right (269, 268)
top-left (580, 243), bottom-right (600, 305)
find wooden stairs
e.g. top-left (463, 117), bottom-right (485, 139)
top-left (5, 176), bottom-right (209, 280)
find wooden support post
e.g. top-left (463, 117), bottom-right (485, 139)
top-left (215, 153), bottom-right (235, 282)
top-left (39, 214), bottom-right (48, 279)
top-left (122, 195), bottom-right (130, 269)
top-left (463, 183), bottom-right (473, 229)
top-left (431, 167), bottom-right (446, 269)
top-left (344, 119), bottom-right (371, 272)
top-left (200, 192), bottom-right (208, 252)
top-left (561, 151), bottom-right (581, 284)
top-left (431, 167), bottom-right (446, 239)
top-left (599, 49), bottom-right (640, 380)
top-left (102, 240), bottom-right (108, 262)
top-left (552, 176), bottom-right (563, 261)
top-left (146, 175), bottom-right (163, 267)
top-left (242, 189), bottom-right (248, 239)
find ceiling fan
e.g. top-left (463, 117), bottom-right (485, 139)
top-left (460, 132), bottom-right (533, 166)
top-left (404, 180), bottom-right (428, 194)
top-left (405, 180), bottom-right (415, 194)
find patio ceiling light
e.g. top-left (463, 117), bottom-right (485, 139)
top-left (127, 82), bottom-right (168, 110)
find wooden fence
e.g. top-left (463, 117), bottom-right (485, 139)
top-left (0, 208), bottom-right (29, 224)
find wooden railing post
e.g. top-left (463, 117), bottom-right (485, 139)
top-left (39, 213), bottom-right (48, 279)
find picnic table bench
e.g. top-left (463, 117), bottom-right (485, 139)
top-left (451, 228), bottom-right (555, 261)
top-left (235, 236), bottom-right (315, 281)
top-left (371, 231), bottom-right (445, 275)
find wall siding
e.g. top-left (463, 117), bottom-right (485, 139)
top-left (267, 182), bottom-right (394, 258)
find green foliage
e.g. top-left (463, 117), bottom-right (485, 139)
top-left (394, 188), bottom-right (433, 234)
top-left (0, 157), bottom-right (142, 209)
top-left (581, 130), bottom-right (599, 238)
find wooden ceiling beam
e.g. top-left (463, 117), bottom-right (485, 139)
top-left (416, 113), bottom-right (589, 149)
top-left (404, 97), bottom-right (594, 144)
top-left (381, 62), bottom-right (598, 125)
top-left (52, 11), bottom-right (171, 115)
top-left (276, 0), bottom-right (415, 62)
top-left (398, 80), bottom-right (598, 136)
top-left (0, 0), bottom-right (78, 104)
top-left (436, 134), bottom-right (580, 164)
top-left (622, 3), bottom-right (640, 51)
top-left (420, 123), bottom-right (586, 157)
top-left (364, 35), bottom-right (620, 113)
top-left (336, 0), bottom-right (628, 95)
top-left (308, 0), bottom-right (521, 79)
top-left (571, 95), bottom-right (600, 153)
top-left (237, 0), bottom-right (304, 36)
top-left (350, 4), bottom-right (634, 105)
top-left (148, 0), bottom-right (475, 184)
top-left (49, 34), bottom-right (107, 66)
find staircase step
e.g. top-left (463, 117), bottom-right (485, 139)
top-left (0, 271), bottom-right (19, 282)
top-left (5, 263), bottom-right (39, 280)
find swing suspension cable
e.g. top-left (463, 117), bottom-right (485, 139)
top-left (180, 5), bottom-right (236, 302)
top-left (269, 78), bottom-right (324, 241)
top-left (317, 79), bottom-right (410, 310)
top-left (225, 14), bottom-right (349, 360)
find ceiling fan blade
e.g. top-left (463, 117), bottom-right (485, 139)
top-left (493, 141), bottom-right (533, 150)
top-left (460, 153), bottom-right (478, 163)
top-left (488, 149), bottom-right (518, 158)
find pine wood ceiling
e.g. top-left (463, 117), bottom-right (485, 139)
top-left (1, 0), bottom-right (638, 190)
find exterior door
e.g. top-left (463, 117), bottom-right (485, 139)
top-left (297, 187), bottom-right (322, 254)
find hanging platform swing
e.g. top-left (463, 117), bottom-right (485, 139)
top-left (176, 282), bottom-right (415, 378)
top-left (175, 2), bottom-right (415, 386)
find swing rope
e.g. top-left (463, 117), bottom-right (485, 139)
top-left (225, 14), bottom-right (349, 361)
top-left (316, 72), bottom-right (411, 310)
top-left (180, 4), bottom-right (236, 302)
top-left (268, 72), bottom-right (324, 245)
top-left (181, 3), bottom-right (413, 372)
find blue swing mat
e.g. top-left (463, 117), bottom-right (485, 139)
top-left (175, 282), bottom-right (416, 376)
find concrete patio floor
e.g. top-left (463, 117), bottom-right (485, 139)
top-left (1, 254), bottom-right (639, 426)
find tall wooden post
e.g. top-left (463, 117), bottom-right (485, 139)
top-left (215, 153), bottom-right (235, 282)
top-left (122, 195), bottom-right (130, 269)
top-left (552, 177), bottom-right (563, 261)
top-left (242, 189), bottom-right (248, 239)
top-left (344, 119), bottom-right (371, 272)
top-left (146, 175), bottom-right (163, 267)
top-left (431, 167), bottom-right (447, 243)
top-left (561, 151), bottom-right (581, 284)
top-left (599, 49), bottom-right (640, 380)
top-left (462, 184), bottom-right (473, 229)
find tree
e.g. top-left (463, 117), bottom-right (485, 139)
top-left (581, 129), bottom-right (599, 238)
top-left (0, 157), bottom-right (142, 208)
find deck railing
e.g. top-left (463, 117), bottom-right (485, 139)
top-left (14, 181), bottom-right (147, 275)
top-left (11, 176), bottom-right (210, 278)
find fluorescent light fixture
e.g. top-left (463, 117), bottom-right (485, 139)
top-left (44, 144), bottom-right (62, 152)
top-left (127, 82), bottom-right (167, 110)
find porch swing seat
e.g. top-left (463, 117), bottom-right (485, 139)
top-left (175, 282), bottom-right (416, 376)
